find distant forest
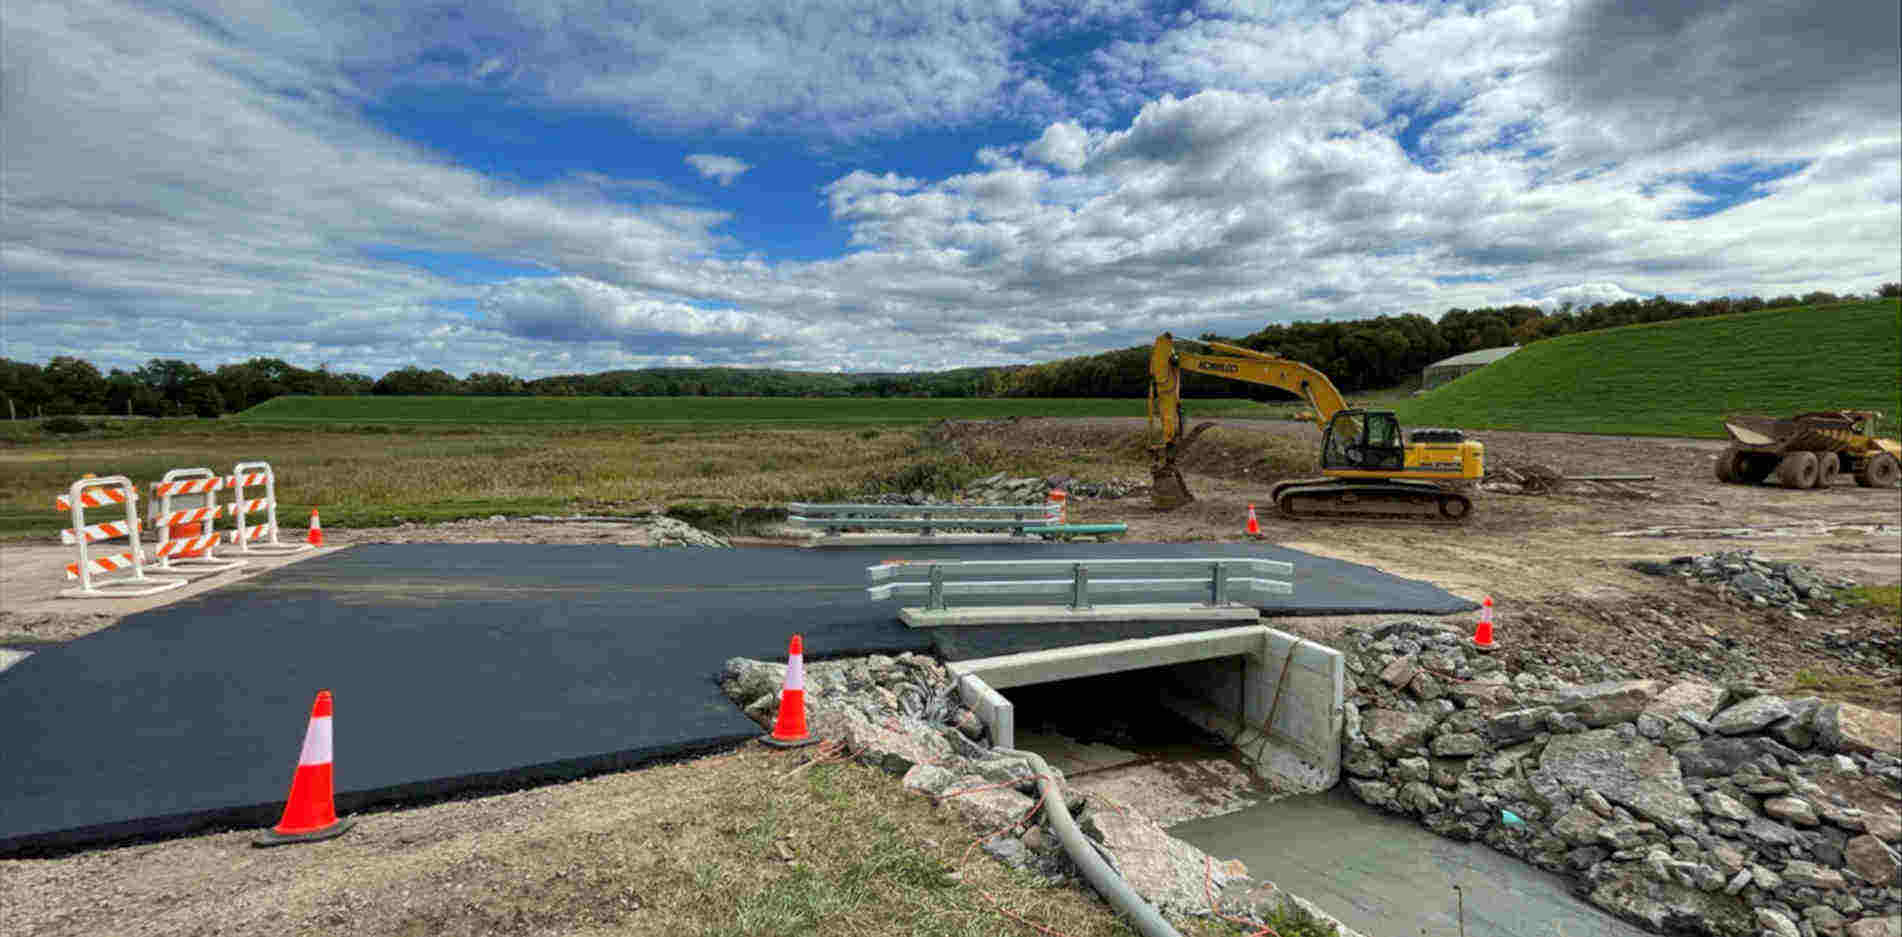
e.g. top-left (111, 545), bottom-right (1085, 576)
top-left (5, 285), bottom-right (1896, 418)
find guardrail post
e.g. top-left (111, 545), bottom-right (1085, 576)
top-left (928, 564), bottom-right (946, 610)
top-left (921, 509), bottom-right (933, 538)
top-left (1210, 562), bottom-right (1228, 606)
top-left (1071, 563), bottom-right (1091, 610)
top-left (1011, 509), bottom-right (1025, 538)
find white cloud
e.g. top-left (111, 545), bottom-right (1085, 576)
top-left (684, 154), bottom-right (753, 186)
top-left (1026, 121), bottom-right (1094, 171)
top-left (1, 0), bottom-right (1896, 381)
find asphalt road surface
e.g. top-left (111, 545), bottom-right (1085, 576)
top-left (0, 542), bottom-right (1474, 855)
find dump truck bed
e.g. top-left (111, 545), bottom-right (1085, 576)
top-left (1722, 412), bottom-right (1863, 453)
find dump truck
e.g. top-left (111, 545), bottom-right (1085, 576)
top-left (1715, 410), bottom-right (1901, 489)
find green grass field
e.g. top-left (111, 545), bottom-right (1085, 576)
top-left (1395, 299), bottom-right (1902, 438)
top-left (237, 394), bottom-right (1276, 425)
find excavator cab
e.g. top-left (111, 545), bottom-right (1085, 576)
top-left (1320, 410), bottom-right (1406, 471)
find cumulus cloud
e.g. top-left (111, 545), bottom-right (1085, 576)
top-left (1543, 0), bottom-right (1901, 159)
top-left (684, 154), bottom-right (752, 186)
top-left (1026, 121), bottom-right (1094, 171)
top-left (1, 0), bottom-right (1896, 380)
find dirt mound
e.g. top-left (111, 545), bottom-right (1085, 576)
top-left (930, 417), bottom-right (1313, 484)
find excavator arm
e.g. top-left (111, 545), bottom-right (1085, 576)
top-left (1147, 332), bottom-right (1349, 508)
top-left (1148, 333), bottom-right (1348, 436)
top-left (1147, 331), bottom-right (1347, 449)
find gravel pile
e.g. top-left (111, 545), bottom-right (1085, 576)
top-left (1631, 550), bottom-right (1860, 617)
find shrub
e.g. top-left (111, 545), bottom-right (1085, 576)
top-left (40, 416), bottom-right (90, 435)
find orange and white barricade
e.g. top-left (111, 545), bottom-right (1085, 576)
top-left (227, 461), bottom-right (312, 556)
top-left (148, 467), bottom-right (247, 576)
top-left (57, 476), bottom-right (187, 599)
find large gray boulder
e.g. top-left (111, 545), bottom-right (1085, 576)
top-left (1363, 708), bottom-right (1440, 759)
top-left (1816, 702), bottom-right (1902, 758)
top-left (847, 716), bottom-right (954, 775)
top-left (1674, 737), bottom-right (1770, 777)
top-left (1586, 862), bottom-right (1755, 936)
top-left (942, 775), bottom-right (1036, 830)
top-left (1487, 707), bottom-right (1552, 746)
top-left (1844, 834), bottom-right (1901, 886)
top-left (1643, 680), bottom-right (1727, 722)
top-left (1554, 679), bottom-right (1661, 728)
top-left (1710, 695), bottom-right (1791, 735)
top-left (1533, 729), bottom-right (1702, 830)
top-left (1089, 803), bottom-right (1246, 913)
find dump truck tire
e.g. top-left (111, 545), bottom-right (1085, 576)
top-left (1738, 455), bottom-right (1775, 483)
top-left (1714, 448), bottom-right (1743, 483)
top-left (1814, 451), bottom-right (1841, 488)
top-left (1776, 451), bottom-right (1819, 489)
top-left (1857, 452), bottom-right (1900, 488)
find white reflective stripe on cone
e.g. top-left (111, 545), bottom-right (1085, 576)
top-left (299, 716), bottom-right (334, 766)
top-left (785, 653), bottom-right (805, 691)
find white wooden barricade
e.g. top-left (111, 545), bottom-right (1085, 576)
top-left (57, 476), bottom-right (187, 599)
top-left (148, 467), bottom-right (246, 576)
top-left (227, 461), bottom-right (312, 556)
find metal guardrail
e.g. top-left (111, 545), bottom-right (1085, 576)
top-left (788, 502), bottom-right (1058, 537)
top-left (867, 557), bottom-right (1293, 610)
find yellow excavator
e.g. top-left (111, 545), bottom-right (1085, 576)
top-left (1147, 332), bottom-right (1484, 520)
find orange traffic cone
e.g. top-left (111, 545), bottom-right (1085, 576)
top-left (1245, 504), bottom-right (1261, 536)
top-left (1472, 596), bottom-right (1496, 651)
top-left (307, 509), bottom-right (323, 547)
top-left (255, 690), bottom-right (355, 846)
top-left (763, 634), bottom-right (818, 749)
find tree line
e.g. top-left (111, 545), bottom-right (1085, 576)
top-left (5, 285), bottom-right (1896, 418)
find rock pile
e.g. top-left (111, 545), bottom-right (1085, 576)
top-left (720, 653), bottom-right (1363, 935)
top-left (523, 514), bottom-right (733, 547)
top-left (1630, 550), bottom-right (1858, 617)
top-left (1340, 619), bottom-right (1902, 937)
top-left (957, 472), bottom-right (1143, 503)
top-left (857, 473), bottom-right (1141, 507)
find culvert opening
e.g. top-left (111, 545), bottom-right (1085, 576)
top-left (994, 660), bottom-right (1282, 827)
top-left (1002, 665), bottom-right (1241, 780)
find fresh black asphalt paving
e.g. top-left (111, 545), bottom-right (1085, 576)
top-left (0, 541), bottom-right (1476, 855)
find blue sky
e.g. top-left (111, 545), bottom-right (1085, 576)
top-left (2, 0), bottom-right (1897, 379)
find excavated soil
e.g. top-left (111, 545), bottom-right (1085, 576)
top-left (950, 418), bottom-right (1902, 709)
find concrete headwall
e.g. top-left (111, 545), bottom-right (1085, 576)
top-left (948, 625), bottom-right (1344, 793)
top-left (1159, 628), bottom-right (1343, 793)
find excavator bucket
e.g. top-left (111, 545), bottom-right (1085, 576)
top-left (1148, 421), bottom-right (1214, 511)
top-left (1151, 465), bottom-right (1194, 510)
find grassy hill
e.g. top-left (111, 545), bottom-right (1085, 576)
top-left (1394, 299), bottom-right (1902, 438)
top-left (235, 394), bottom-right (1273, 425)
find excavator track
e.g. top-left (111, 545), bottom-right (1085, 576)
top-left (1269, 478), bottom-right (1473, 523)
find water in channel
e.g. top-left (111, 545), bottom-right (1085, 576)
top-left (1004, 671), bottom-right (1655, 937)
top-left (1169, 786), bottom-right (1656, 937)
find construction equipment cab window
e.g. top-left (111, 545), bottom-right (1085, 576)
top-left (1322, 412), bottom-right (1406, 471)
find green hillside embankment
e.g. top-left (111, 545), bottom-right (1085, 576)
top-left (1394, 299), bottom-right (1902, 438)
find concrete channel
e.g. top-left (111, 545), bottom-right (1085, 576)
top-left (948, 627), bottom-right (1657, 937)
